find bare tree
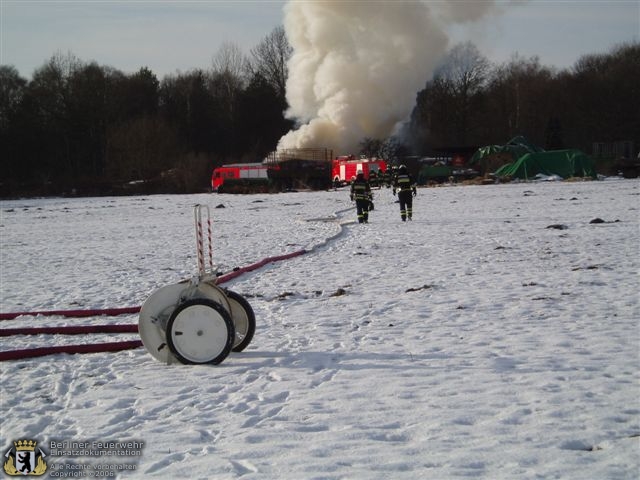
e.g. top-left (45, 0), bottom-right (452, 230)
top-left (486, 54), bottom-right (556, 143)
top-left (433, 41), bottom-right (491, 144)
top-left (0, 66), bottom-right (26, 130)
top-left (212, 41), bottom-right (249, 85)
top-left (435, 42), bottom-right (490, 97)
top-left (249, 26), bottom-right (292, 100)
top-left (210, 42), bottom-right (248, 131)
top-left (27, 51), bottom-right (85, 181)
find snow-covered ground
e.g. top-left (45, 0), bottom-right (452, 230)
top-left (1, 179), bottom-right (638, 479)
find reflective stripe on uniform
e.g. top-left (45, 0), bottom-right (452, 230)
top-left (351, 181), bottom-right (370, 200)
top-left (395, 174), bottom-right (413, 191)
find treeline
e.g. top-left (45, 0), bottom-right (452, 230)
top-left (0, 28), bottom-right (293, 196)
top-left (408, 41), bottom-right (639, 165)
top-left (1, 32), bottom-right (638, 197)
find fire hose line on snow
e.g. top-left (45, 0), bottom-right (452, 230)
top-left (0, 324), bottom-right (139, 336)
top-left (0, 250), bottom-right (309, 323)
top-left (0, 206), bottom-right (353, 361)
top-left (0, 306), bottom-right (142, 321)
top-left (0, 251), bottom-right (309, 361)
top-left (0, 341), bottom-right (144, 362)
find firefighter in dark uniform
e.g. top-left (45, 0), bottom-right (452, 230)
top-left (384, 166), bottom-right (395, 188)
top-left (369, 170), bottom-right (378, 188)
top-left (350, 170), bottom-right (372, 223)
top-left (392, 164), bottom-right (417, 221)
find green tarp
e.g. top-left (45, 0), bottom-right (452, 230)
top-left (469, 135), bottom-right (545, 166)
top-left (493, 149), bottom-right (597, 179)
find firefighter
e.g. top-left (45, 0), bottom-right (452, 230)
top-left (392, 164), bottom-right (417, 221)
top-left (350, 170), bottom-right (372, 223)
top-left (384, 166), bottom-right (394, 188)
top-left (369, 170), bottom-right (378, 188)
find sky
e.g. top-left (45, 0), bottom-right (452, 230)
top-left (1, 0), bottom-right (638, 80)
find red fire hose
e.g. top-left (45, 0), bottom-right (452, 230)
top-left (0, 306), bottom-right (141, 321)
top-left (0, 324), bottom-right (138, 336)
top-left (0, 340), bottom-right (143, 361)
top-left (215, 250), bottom-right (307, 283)
top-left (0, 249), bottom-right (308, 361)
top-left (0, 250), bottom-right (307, 322)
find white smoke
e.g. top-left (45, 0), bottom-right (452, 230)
top-left (278, 1), bottom-right (498, 155)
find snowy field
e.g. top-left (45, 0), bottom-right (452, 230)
top-left (1, 179), bottom-right (639, 479)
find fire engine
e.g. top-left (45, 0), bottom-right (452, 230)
top-left (211, 163), bottom-right (277, 191)
top-left (331, 156), bottom-right (387, 185)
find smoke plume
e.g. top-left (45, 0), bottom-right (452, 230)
top-left (278, 1), bottom-right (497, 155)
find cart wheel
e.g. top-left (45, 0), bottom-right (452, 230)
top-left (166, 298), bottom-right (235, 365)
top-left (225, 290), bottom-right (256, 352)
top-left (139, 281), bottom-right (190, 364)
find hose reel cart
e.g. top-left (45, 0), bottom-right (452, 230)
top-left (138, 205), bottom-right (256, 364)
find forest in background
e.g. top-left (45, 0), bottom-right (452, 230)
top-left (1, 26), bottom-right (638, 197)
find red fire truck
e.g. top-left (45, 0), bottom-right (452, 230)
top-left (331, 156), bottom-right (387, 185)
top-left (211, 163), bottom-right (279, 191)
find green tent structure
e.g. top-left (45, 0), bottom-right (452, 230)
top-left (469, 136), bottom-right (546, 175)
top-left (493, 149), bottom-right (597, 180)
top-left (470, 136), bottom-right (597, 180)
top-left (470, 135), bottom-right (545, 163)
